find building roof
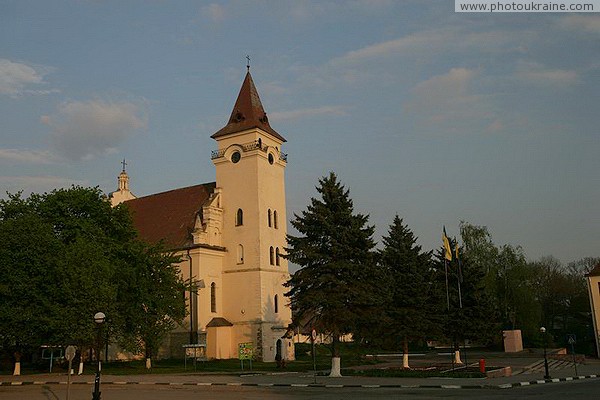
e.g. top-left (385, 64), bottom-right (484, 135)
top-left (206, 317), bottom-right (233, 327)
top-left (586, 262), bottom-right (600, 277)
top-left (124, 182), bottom-right (216, 249)
top-left (211, 71), bottom-right (286, 143)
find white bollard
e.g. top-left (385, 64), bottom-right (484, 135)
top-left (454, 349), bottom-right (463, 364)
top-left (13, 361), bottom-right (21, 376)
top-left (329, 357), bottom-right (342, 377)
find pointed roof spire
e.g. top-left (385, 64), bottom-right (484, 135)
top-left (211, 70), bottom-right (286, 142)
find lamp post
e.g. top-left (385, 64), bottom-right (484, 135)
top-left (92, 312), bottom-right (105, 400)
top-left (540, 326), bottom-right (550, 380)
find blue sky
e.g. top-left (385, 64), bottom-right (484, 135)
top-left (1, 1), bottom-right (598, 265)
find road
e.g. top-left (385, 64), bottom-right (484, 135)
top-left (1, 379), bottom-right (599, 400)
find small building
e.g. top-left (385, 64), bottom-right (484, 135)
top-left (586, 263), bottom-right (600, 357)
top-left (109, 69), bottom-right (294, 362)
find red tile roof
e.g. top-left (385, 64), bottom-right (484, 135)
top-left (124, 182), bottom-right (216, 249)
top-left (211, 71), bottom-right (286, 143)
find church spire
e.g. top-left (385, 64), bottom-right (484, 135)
top-left (118, 159), bottom-right (130, 191)
top-left (211, 70), bottom-right (286, 142)
top-left (110, 159), bottom-right (136, 206)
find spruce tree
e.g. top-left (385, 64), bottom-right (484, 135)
top-left (284, 172), bottom-right (381, 376)
top-left (379, 216), bottom-right (437, 368)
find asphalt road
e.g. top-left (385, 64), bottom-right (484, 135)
top-left (1, 379), bottom-right (600, 400)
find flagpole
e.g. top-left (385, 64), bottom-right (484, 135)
top-left (442, 227), bottom-right (452, 311)
top-left (444, 259), bottom-right (450, 310)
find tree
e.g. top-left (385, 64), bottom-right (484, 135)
top-left (284, 172), bottom-right (382, 376)
top-left (0, 186), bottom-right (186, 371)
top-left (530, 256), bottom-right (594, 353)
top-left (378, 216), bottom-right (437, 368)
top-left (117, 242), bottom-right (186, 369)
top-left (433, 225), bottom-right (500, 354)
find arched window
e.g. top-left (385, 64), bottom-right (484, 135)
top-left (237, 244), bottom-right (244, 264)
top-left (236, 208), bottom-right (243, 226)
top-left (269, 247), bottom-right (274, 265)
top-left (268, 209), bottom-right (272, 227)
top-left (210, 282), bottom-right (216, 313)
top-left (273, 210), bottom-right (278, 229)
top-left (276, 247), bottom-right (280, 266)
top-left (274, 294), bottom-right (279, 313)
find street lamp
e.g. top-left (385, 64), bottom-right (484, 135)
top-left (93, 312), bottom-right (105, 400)
top-left (540, 326), bottom-right (551, 380)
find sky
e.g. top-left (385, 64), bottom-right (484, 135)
top-left (1, 0), bottom-right (598, 265)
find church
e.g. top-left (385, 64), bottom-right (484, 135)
top-left (109, 69), bottom-right (295, 363)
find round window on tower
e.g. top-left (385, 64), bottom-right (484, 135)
top-left (231, 151), bottom-right (241, 163)
top-left (268, 153), bottom-right (274, 165)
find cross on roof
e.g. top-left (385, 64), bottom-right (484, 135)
top-left (121, 158), bottom-right (127, 172)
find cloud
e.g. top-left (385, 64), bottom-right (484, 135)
top-left (201, 3), bottom-right (227, 23)
top-left (44, 99), bottom-right (147, 161)
top-left (404, 68), bottom-right (496, 134)
top-left (515, 61), bottom-right (578, 86)
top-left (300, 27), bottom-right (524, 88)
top-left (329, 30), bottom-right (451, 67)
top-left (0, 59), bottom-right (56, 96)
top-left (559, 14), bottom-right (600, 34)
top-left (0, 175), bottom-right (88, 198)
top-left (329, 27), bottom-right (522, 68)
top-left (0, 148), bottom-right (59, 164)
top-left (269, 105), bottom-right (348, 122)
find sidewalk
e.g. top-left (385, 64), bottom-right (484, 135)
top-left (1, 359), bottom-right (599, 390)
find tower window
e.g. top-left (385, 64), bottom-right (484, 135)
top-left (269, 247), bottom-right (274, 265)
top-left (276, 248), bottom-right (280, 266)
top-left (273, 211), bottom-right (278, 229)
top-left (237, 244), bottom-right (244, 264)
top-left (274, 294), bottom-right (279, 313)
top-left (236, 209), bottom-right (243, 226)
top-left (268, 153), bottom-right (274, 164)
top-left (231, 151), bottom-right (241, 163)
top-left (210, 282), bottom-right (216, 313)
top-left (268, 209), bottom-right (272, 227)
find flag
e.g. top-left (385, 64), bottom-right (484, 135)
top-left (442, 226), bottom-right (452, 261)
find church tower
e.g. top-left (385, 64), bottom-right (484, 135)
top-left (210, 70), bottom-right (293, 362)
top-left (109, 159), bottom-right (136, 206)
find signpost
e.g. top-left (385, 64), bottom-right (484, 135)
top-left (567, 334), bottom-right (578, 375)
top-left (311, 329), bottom-right (317, 384)
top-left (65, 346), bottom-right (76, 400)
top-left (238, 342), bottom-right (253, 371)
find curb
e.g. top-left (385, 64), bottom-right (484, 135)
top-left (1, 374), bottom-right (597, 389)
top-left (496, 374), bottom-right (598, 389)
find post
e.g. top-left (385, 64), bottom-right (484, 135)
top-left (540, 327), bottom-right (550, 380)
top-left (311, 329), bottom-right (317, 384)
top-left (92, 312), bottom-right (106, 400)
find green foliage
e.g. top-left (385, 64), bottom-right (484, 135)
top-left (0, 187), bottom-right (185, 362)
top-left (434, 227), bottom-right (501, 346)
top-left (284, 172), bottom-right (383, 357)
top-left (456, 222), bottom-right (595, 352)
top-left (117, 242), bottom-right (186, 359)
top-left (356, 216), bottom-right (439, 350)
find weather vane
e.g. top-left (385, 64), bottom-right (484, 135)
top-left (246, 55), bottom-right (250, 71)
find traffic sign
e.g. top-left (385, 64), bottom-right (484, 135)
top-left (65, 345), bottom-right (76, 362)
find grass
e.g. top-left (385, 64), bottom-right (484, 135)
top-left (1, 343), bottom-right (485, 378)
top-left (1, 342), bottom-right (377, 376)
